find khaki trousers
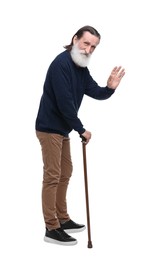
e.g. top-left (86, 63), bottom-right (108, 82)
top-left (36, 131), bottom-right (73, 230)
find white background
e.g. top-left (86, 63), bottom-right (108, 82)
top-left (0, 0), bottom-right (151, 259)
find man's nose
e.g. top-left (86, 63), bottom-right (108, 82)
top-left (85, 46), bottom-right (92, 54)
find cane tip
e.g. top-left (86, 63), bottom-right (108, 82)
top-left (88, 241), bottom-right (93, 248)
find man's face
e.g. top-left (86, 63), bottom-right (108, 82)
top-left (70, 31), bottom-right (100, 67)
top-left (73, 31), bottom-right (100, 55)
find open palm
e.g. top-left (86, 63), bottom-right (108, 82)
top-left (107, 66), bottom-right (125, 90)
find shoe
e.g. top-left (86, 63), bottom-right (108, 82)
top-left (44, 227), bottom-right (77, 246)
top-left (60, 219), bottom-right (86, 233)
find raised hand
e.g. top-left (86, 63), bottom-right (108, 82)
top-left (107, 66), bottom-right (125, 90)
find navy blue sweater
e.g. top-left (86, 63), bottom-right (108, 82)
top-left (35, 50), bottom-right (115, 136)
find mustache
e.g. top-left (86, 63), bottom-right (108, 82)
top-left (79, 51), bottom-right (91, 57)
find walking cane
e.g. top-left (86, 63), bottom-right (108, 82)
top-left (80, 135), bottom-right (93, 248)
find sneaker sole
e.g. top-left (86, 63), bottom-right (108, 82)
top-left (44, 236), bottom-right (77, 246)
top-left (63, 226), bottom-right (86, 233)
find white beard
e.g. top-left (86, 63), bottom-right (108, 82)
top-left (70, 44), bottom-right (91, 68)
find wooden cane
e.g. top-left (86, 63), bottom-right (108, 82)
top-left (81, 136), bottom-right (93, 248)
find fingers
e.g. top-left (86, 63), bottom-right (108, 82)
top-left (111, 66), bottom-right (125, 78)
top-left (81, 130), bottom-right (92, 144)
top-left (111, 66), bottom-right (121, 74)
top-left (118, 68), bottom-right (125, 79)
top-left (111, 66), bottom-right (119, 75)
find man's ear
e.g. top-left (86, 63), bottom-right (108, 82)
top-left (73, 35), bottom-right (78, 45)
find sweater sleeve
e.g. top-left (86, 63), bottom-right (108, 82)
top-left (49, 59), bottom-right (85, 134)
top-left (85, 69), bottom-right (115, 99)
